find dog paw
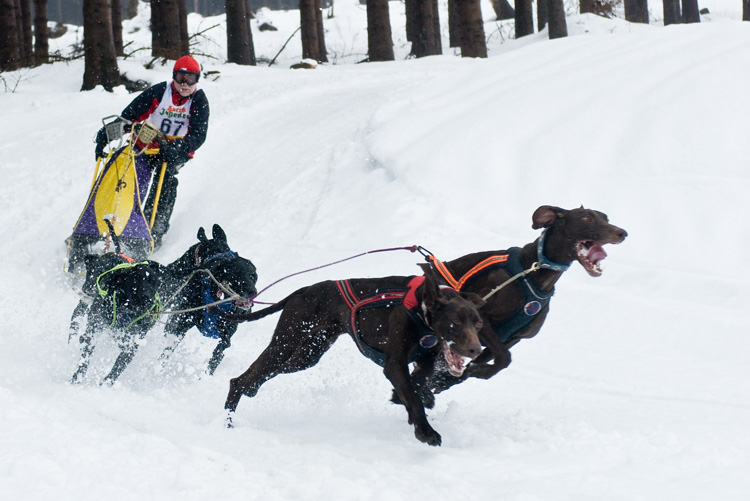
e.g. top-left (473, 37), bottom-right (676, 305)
top-left (415, 427), bottom-right (442, 447)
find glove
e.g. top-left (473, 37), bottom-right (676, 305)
top-left (94, 127), bottom-right (107, 160)
top-left (159, 140), bottom-right (185, 171)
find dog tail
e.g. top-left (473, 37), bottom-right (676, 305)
top-left (224, 288), bottom-right (307, 322)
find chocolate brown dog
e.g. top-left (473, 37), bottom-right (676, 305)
top-left (224, 270), bottom-right (486, 446)
top-left (399, 205), bottom-right (628, 405)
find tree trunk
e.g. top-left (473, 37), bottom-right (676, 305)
top-left (82, 0), bottom-right (121, 91)
top-left (111, 0), bottom-right (123, 55)
top-left (366, 0), bottom-right (394, 61)
top-left (299, 0), bottom-right (319, 61)
top-left (681, 0), bottom-right (700, 22)
top-left (178, 0), bottom-right (189, 55)
top-left (315, 0), bottom-right (328, 63)
top-left (124, 0), bottom-right (139, 18)
top-left (407, 0), bottom-right (442, 58)
top-left (515, 0), bottom-right (533, 38)
top-left (663, 0), bottom-right (680, 24)
top-left (579, 0), bottom-right (596, 13)
top-left (744, 0), bottom-right (750, 21)
top-left (489, 0), bottom-right (515, 20)
top-left (0, 0), bottom-right (21, 71)
top-left (448, 0), bottom-right (459, 48)
top-left (33, 0), bottom-right (48, 65)
top-left (624, 0), bottom-right (649, 23)
top-left (226, 0), bottom-right (256, 65)
top-left (547, 0), bottom-right (567, 38)
top-left (151, 0), bottom-right (184, 59)
top-left (454, 0), bottom-right (486, 58)
top-left (537, 0), bottom-right (547, 31)
top-left (19, 0), bottom-right (33, 66)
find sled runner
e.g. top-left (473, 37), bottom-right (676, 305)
top-left (65, 116), bottom-right (169, 276)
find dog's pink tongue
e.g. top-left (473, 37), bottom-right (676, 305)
top-left (588, 244), bottom-right (607, 264)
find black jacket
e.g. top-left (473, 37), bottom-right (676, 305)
top-left (121, 81), bottom-right (210, 158)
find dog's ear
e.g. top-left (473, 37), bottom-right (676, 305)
top-left (212, 224), bottom-right (228, 244)
top-left (460, 291), bottom-right (486, 309)
top-left (417, 262), bottom-right (430, 274)
top-left (532, 205), bottom-right (567, 229)
top-left (197, 227), bottom-right (208, 243)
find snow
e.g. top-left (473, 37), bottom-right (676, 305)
top-left (1, 1), bottom-right (749, 499)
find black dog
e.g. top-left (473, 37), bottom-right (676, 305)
top-left (70, 253), bottom-right (164, 385)
top-left (395, 205), bottom-right (628, 406)
top-left (224, 270), bottom-right (485, 446)
top-left (158, 224), bottom-right (258, 375)
top-left (69, 224), bottom-right (257, 384)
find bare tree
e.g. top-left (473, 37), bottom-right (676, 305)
top-left (82, 0), bottom-right (121, 91)
top-left (547, 0), bottom-right (567, 39)
top-left (681, 0), bottom-right (700, 22)
top-left (124, 0), bottom-right (139, 18)
top-left (19, 0), bottom-right (33, 66)
top-left (663, 0), bottom-right (680, 24)
top-left (111, 0), bottom-right (123, 55)
top-left (454, 0), bottom-right (486, 58)
top-left (178, 0), bottom-right (189, 55)
top-left (406, 0), bottom-right (442, 58)
top-left (151, 0), bottom-right (187, 59)
top-left (226, 0), bottom-right (256, 65)
top-left (0, 0), bottom-right (22, 71)
top-left (299, 0), bottom-right (320, 61)
top-left (537, 0), bottom-right (548, 31)
top-left (33, 0), bottom-right (49, 65)
top-left (489, 0), bottom-right (515, 20)
top-left (515, 0), bottom-right (533, 38)
top-left (366, 0), bottom-right (395, 61)
top-left (315, 0), bottom-right (328, 63)
top-left (624, 0), bottom-right (649, 23)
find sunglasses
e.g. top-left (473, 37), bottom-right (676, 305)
top-left (173, 71), bottom-right (199, 85)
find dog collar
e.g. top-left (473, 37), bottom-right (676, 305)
top-left (536, 229), bottom-right (571, 272)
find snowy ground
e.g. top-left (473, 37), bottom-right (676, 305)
top-left (1, 1), bottom-right (749, 500)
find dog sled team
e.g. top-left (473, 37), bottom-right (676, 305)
top-left (65, 56), bottom-right (627, 446)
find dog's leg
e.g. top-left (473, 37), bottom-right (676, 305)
top-left (205, 322), bottom-right (238, 376)
top-left (102, 328), bottom-right (146, 385)
top-left (157, 313), bottom-right (194, 368)
top-left (391, 355), bottom-right (437, 409)
top-left (384, 357), bottom-right (442, 446)
top-left (70, 324), bottom-right (97, 384)
top-left (225, 324), bottom-right (338, 423)
top-left (68, 299), bottom-right (91, 344)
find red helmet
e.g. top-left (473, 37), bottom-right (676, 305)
top-left (174, 55), bottom-right (200, 74)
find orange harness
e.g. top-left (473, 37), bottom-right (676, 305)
top-left (427, 253), bottom-right (509, 291)
top-left (426, 247), bottom-right (555, 343)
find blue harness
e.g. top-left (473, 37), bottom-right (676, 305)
top-left (199, 251), bottom-right (238, 339)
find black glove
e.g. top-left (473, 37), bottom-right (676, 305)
top-left (159, 140), bottom-right (185, 170)
top-left (94, 127), bottom-right (107, 160)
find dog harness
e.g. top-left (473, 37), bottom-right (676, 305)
top-left (336, 276), bottom-right (439, 367)
top-left (427, 233), bottom-right (567, 344)
top-left (199, 250), bottom-right (240, 339)
top-left (94, 257), bottom-right (162, 330)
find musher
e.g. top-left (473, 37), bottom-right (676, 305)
top-left (94, 55), bottom-right (210, 249)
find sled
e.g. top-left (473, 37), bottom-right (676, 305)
top-left (65, 117), bottom-right (168, 276)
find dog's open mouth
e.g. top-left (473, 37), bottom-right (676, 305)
top-left (575, 240), bottom-right (609, 277)
top-left (442, 340), bottom-right (473, 377)
top-left (233, 297), bottom-right (254, 311)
